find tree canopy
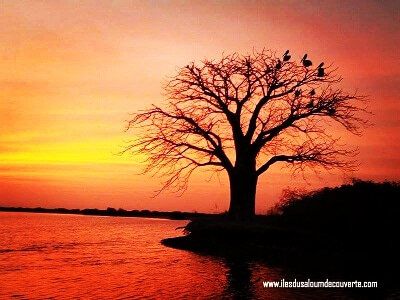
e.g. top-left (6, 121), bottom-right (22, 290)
top-left (124, 49), bottom-right (367, 201)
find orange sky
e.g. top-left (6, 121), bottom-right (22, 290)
top-left (1, 1), bottom-right (399, 213)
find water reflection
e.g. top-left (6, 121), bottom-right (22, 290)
top-left (224, 257), bottom-right (254, 299)
top-left (220, 256), bottom-right (397, 300)
top-left (0, 212), bottom-right (397, 299)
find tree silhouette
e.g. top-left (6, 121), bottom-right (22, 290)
top-left (125, 49), bottom-right (367, 220)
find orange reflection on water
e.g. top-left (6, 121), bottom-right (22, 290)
top-left (0, 213), bottom-right (227, 298)
top-left (0, 212), bottom-right (368, 299)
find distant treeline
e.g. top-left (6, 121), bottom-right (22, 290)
top-left (0, 206), bottom-right (211, 220)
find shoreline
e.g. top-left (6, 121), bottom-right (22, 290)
top-left (161, 214), bottom-right (399, 285)
top-left (161, 226), bottom-right (398, 287)
top-left (0, 206), bottom-right (209, 221)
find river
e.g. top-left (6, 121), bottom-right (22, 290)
top-left (0, 212), bottom-right (395, 299)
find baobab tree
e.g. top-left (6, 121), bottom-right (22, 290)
top-left (125, 49), bottom-right (367, 220)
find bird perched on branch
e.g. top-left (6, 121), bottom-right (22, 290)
top-left (283, 50), bottom-right (291, 61)
top-left (301, 54), bottom-right (312, 67)
top-left (306, 99), bottom-right (314, 108)
top-left (275, 59), bottom-right (282, 70)
top-left (317, 62), bottom-right (325, 77)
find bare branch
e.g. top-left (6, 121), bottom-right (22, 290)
top-left (124, 49), bottom-right (368, 194)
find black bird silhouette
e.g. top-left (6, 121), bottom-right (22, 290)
top-left (309, 89), bottom-right (316, 96)
top-left (283, 50), bottom-right (291, 61)
top-left (306, 99), bottom-right (314, 108)
top-left (317, 63), bottom-right (325, 77)
top-left (275, 59), bottom-right (282, 70)
top-left (294, 89), bottom-right (302, 98)
top-left (301, 54), bottom-right (312, 67)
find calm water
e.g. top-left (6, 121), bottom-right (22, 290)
top-left (0, 212), bottom-right (394, 299)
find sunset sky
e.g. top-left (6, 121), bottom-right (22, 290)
top-left (1, 0), bottom-right (399, 213)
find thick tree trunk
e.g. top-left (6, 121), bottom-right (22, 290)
top-left (228, 167), bottom-right (258, 220)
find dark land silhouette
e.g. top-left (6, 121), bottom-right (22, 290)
top-left (0, 206), bottom-right (207, 220)
top-left (162, 180), bottom-right (399, 292)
